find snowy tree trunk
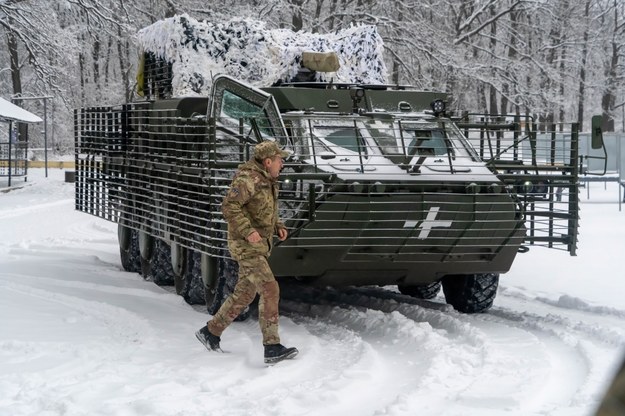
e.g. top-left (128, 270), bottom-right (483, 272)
top-left (6, 25), bottom-right (22, 98)
top-left (577, 1), bottom-right (591, 131)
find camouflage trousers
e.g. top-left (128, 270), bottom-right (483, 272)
top-left (207, 256), bottom-right (280, 345)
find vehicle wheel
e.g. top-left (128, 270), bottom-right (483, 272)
top-left (216, 255), bottom-right (250, 322)
top-left (182, 250), bottom-right (249, 321)
top-left (398, 281), bottom-right (441, 299)
top-left (441, 273), bottom-right (499, 313)
top-left (182, 250), bottom-right (207, 305)
top-left (147, 239), bottom-right (175, 286)
top-left (201, 253), bottom-right (223, 314)
top-left (170, 243), bottom-right (186, 295)
top-left (138, 231), bottom-right (153, 279)
top-left (118, 223), bottom-right (140, 273)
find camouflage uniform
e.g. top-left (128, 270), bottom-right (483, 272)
top-left (207, 142), bottom-right (288, 345)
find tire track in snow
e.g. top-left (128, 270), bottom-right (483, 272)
top-left (497, 286), bottom-right (625, 345)
top-left (281, 303), bottom-right (437, 416)
top-left (0, 198), bottom-right (73, 220)
top-left (64, 216), bottom-right (117, 240)
top-left (2, 271), bottom-right (187, 305)
top-left (280, 284), bottom-right (610, 415)
top-left (0, 277), bottom-right (154, 412)
top-left (0, 278), bottom-right (157, 347)
top-left (206, 316), bottom-right (376, 416)
top-left (280, 288), bottom-right (500, 415)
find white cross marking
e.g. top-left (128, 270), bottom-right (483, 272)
top-left (403, 206), bottom-right (453, 239)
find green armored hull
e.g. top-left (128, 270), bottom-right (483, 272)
top-left (75, 74), bottom-right (580, 313)
top-left (272, 191), bottom-right (526, 285)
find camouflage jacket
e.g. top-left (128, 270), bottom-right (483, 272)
top-left (221, 159), bottom-right (285, 260)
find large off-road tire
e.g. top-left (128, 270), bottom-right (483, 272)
top-left (118, 223), bottom-right (141, 273)
top-left (204, 256), bottom-right (237, 315)
top-left (138, 231), bottom-right (153, 280)
top-left (398, 281), bottom-right (442, 300)
top-left (170, 243), bottom-right (186, 295)
top-left (145, 239), bottom-right (176, 286)
top-left (441, 273), bottom-right (499, 313)
top-left (218, 256), bottom-right (251, 322)
top-left (182, 250), bottom-right (249, 321)
top-left (182, 250), bottom-right (207, 305)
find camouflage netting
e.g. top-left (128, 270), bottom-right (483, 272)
top-left (137, 14), bottom-right (388, 97)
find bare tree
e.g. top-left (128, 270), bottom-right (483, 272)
top-left (599, 0), bottom-right (624, 131)
top-left (2, 0), bottom-right (624, 154)
top-left (577, 1), bottom-right (593, 131)
top-left (1, 1), bottom-right (68, 98)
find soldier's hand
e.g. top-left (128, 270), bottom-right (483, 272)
top-left (277, 227), bottom-right (288, 241)
top-left (247, 230), bottom-right (262, 243)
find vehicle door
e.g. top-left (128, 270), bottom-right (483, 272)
top-left (209, 75), bottom-right (288, 147)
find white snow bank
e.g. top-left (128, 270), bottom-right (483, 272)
top-left (137, 14), bottom-right (388, 97)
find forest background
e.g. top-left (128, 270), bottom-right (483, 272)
top-left (1, 0), bottom-right (623, 154)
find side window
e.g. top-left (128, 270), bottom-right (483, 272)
top-left (210, 75), bottom-right (288, 146)
top-left (221, 90), bottom-right (274, 139)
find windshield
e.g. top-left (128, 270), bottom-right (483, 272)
top-left (364, 119), bottom-right (478, 162)
top-left (405, 129), bottom-right (449, 157)
top-left (310, 119), bottom-right (368, 157)
top-left (284, 115), bottom-right (480, 172)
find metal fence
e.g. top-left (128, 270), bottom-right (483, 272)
top-left (0, 139), bottom-right (28, 187)
top-left (578, 132), bottom-right (625, 206)
top-left (579, 132), bottom-right (624, 178)
top-left (462, 117), bottom-right (624, 206)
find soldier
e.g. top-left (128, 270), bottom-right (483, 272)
top-left (196, 141), bottom-right (298, 364)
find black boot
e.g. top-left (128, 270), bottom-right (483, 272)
top-left (195, 326), bottom-right (222, 352)
top-left (264, 343), bottom-right (298, 364)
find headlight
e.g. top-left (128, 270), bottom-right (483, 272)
top-left (522, 180), bottom-right (533, 193)
top-left (281, 178), bottom-right (295, 192)
top-left (430, 99), bottom-right (446, 116)
top-left (465, 182), bottom-right (480, 194)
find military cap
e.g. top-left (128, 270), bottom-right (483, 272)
top-left (254, 141), bottom-right (290, 160)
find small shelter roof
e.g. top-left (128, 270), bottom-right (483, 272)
top-left (0, 97), bottom-right (42, 123)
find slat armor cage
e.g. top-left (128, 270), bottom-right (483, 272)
top-left (75, 92), bottom-right (580, 288)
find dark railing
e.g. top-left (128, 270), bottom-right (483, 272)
top-left (458, 115), bottom-right (580, 255)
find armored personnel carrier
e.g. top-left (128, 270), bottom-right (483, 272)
top-left (74, 16), bottom-right (589, 313)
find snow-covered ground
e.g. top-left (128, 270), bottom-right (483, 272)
top-left (1, 169), bottom-right (624, 416)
